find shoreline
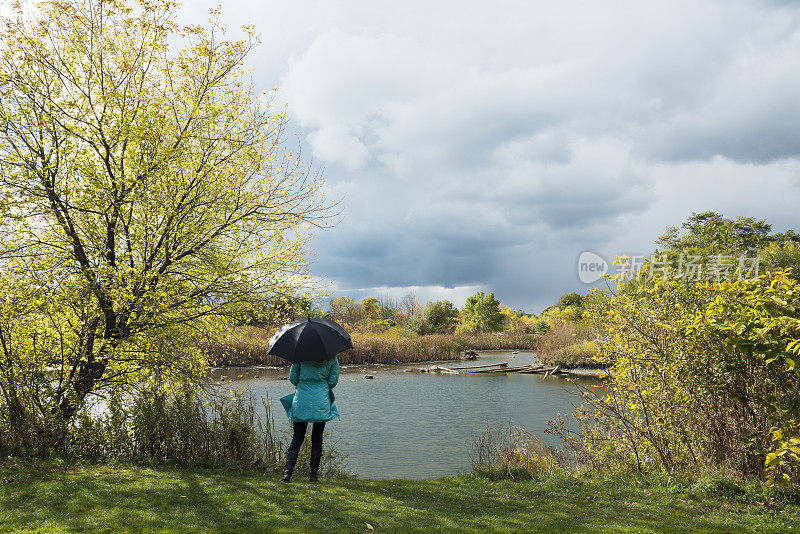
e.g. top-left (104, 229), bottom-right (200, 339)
top-left (203, 330), bottom-right (539, 367)
top-left (208, 350), bottom-right (608, 379)
top-left (208, 348), bottom-right (532, 370)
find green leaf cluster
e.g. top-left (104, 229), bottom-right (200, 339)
top-left (583, 268), bottom-right (800, 482)
top-left (0, 0), bottom-right (328, 445)
top-left (460, 292), bottom-right (503, 333)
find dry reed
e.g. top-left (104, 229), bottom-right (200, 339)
top-left (535, 322), bottom-right (601, 368)
top-left (472, 422), bottom-right (565, 479)
top-left (203, 327), bottom-right (538, 366)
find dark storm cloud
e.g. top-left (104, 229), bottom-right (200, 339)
top-left (314, 203), bottom-right (516, 288)
top-left (177, 0), bottom-right (800, 309)
top-left (646, 108), bottom-right (800, 164)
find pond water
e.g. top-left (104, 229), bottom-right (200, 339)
top-left (210, 351), bottom-right (603, 479)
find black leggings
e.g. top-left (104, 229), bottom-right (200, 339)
top-left (288, 421), bottom-right (325, 452)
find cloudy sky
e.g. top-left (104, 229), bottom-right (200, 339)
top-left (182, 0), bottom-right (800, 313)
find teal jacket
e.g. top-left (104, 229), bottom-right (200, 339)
top-left (280, 358), bottom-right (340, 423)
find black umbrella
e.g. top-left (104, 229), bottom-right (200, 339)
top-left (267, 317), bottom-right (353, 363)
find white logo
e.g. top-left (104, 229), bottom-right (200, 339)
top-left (577, 251), bottom-right (608, 284)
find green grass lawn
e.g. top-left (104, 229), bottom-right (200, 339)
top-left (1, 460), bottom-right (798, 533)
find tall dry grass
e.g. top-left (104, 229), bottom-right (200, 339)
top-left (472, 422), bottom-right (566, 480)
top-left (59, 385), bottom-right (348, 477)
top-left (12, 385), bottom-right (283, 472)
top-left (203, 327), bottom-right (539, 366)
top-left (535, 322), bottom-right (601, 368)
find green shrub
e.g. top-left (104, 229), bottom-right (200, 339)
top-left (533, 318), bottom-right (550, 335)
top-left (405, 315), bottom-right (428, 335)
top-left (573, 269), bottom-right (800, 484)
top-left (423, 300), bottom-right (459, 333)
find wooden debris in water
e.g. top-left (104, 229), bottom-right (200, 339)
top-left (430, 366), bottom-right (460, 374)
top-left (466, 363), bottom-right (562, 374)
top-left (448, 362), bottom-right (509, 371)
top-left (413, 361), bottom-right (606, 377)
top-left (544, 365), bottom-right (561, 378)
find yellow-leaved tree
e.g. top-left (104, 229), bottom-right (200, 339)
top-left (0, 0), bottom-right (329, 441)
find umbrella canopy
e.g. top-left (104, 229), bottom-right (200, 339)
top-left (267, 317), bottom-right (353, 364)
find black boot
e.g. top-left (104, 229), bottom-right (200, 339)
top-left (309, 449), bottom-right (322, 482)
top-left (281, 448), bottom-right (299, 483)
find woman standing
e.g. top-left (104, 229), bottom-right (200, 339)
top-left (280, 356), bottom-right (340, 482)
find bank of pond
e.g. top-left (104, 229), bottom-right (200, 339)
top-left (210, 350), bottom-right (604, 479)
